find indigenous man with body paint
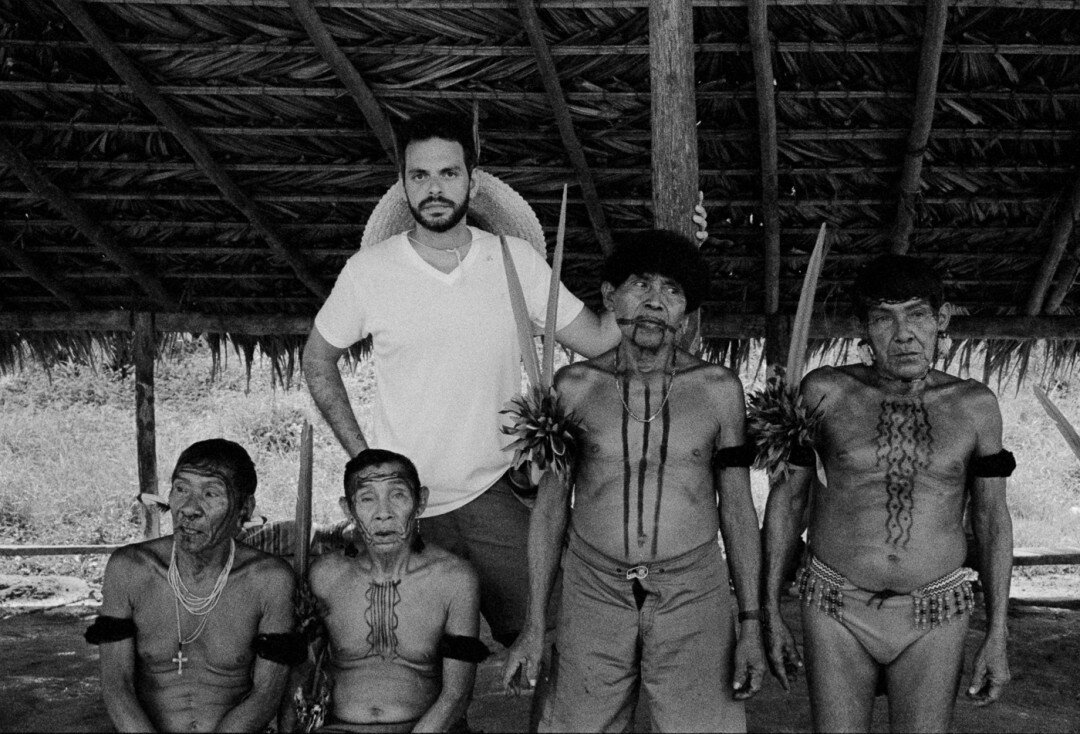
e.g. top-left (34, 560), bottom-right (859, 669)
top-left (762, 254), bottom-right (1015, 732)
top-left (87, 439), bottom-right (301, 733)
top-left (501, 230), bottom-right (766, 733)
top-left (306, 448), bottom-right (486, 733)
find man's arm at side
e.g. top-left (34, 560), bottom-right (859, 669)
top-left (712, 370), bottom-right (765, 700)
top-left (966, 388), bottom-right (1013, 706)
top-left (303, 328), bottom-right (368, 457)
top-left (98, 548), bottom-right (157, 732)
top-left (215, 560), bottom-right (297, 733)
top-left (413, 562), bottom-right (482, 733)
top-left (501, 368), bottom-right (579, 691)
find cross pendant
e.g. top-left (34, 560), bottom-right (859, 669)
top-left (173, 647), bottom-right (188, 676)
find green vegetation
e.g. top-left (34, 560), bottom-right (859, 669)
top-left (0, 341), bottom-right (1077, 584)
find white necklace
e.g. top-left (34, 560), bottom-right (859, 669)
top-left (615, 349), bottom-right (678, 423)
top-left (407, 230), bottom-right (469, 266)
top-left (168, 538), bottom-right (235, 675)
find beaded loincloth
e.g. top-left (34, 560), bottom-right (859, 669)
top-left (797, 554), bottom-right (976, 629)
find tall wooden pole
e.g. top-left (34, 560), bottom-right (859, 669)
top-left (649, 0), bottom-right (699, 347)
top-left (748, 0), bottom-right (783, 369)
top-left (134, 312), bottom-right (160, 539)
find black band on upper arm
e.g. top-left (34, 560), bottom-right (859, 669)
top-left (438, 634), bottom-right (490, 664)
top-left (712, 443), bottom-right (755, 469)
top-left (788, 444), bottom-right (816, 467)
top-left (971, 449), bottom-right (1016, 478)
top-left (253, 632), bottom-right (308, 667)
top-left (85, 615), bottom-right (137, 645)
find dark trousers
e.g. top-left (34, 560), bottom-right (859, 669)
top-left (420, 476), bottom-right (530, 647)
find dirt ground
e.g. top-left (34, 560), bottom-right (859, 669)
top-left (1, 589), bottom-right (1077, 733)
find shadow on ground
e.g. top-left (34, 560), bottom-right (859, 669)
top-left (2, 595), bottom-right (1077, 733)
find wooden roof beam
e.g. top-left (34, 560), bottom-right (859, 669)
top-left (285, 0), bottom-right (396, 161)
top-left (1027, 180), bottom-right (1080, 315)
top-left (889, 0), bottom-right (949, 255)
top-left (515, 0), bottom-right (612, 256)
top-left (0, 133), bottom-right (174, 309)
top-left (0, 235), bottom-right (85, 310)
top-left (51, 0), bottom-right (327, 300)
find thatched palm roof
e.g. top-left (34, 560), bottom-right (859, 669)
top-left (3, 0), bottom-right (1080, 377)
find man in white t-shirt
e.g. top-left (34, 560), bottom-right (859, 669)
top-left (303, 114), bottom-right (623, 648)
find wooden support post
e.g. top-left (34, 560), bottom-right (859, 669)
top-left (889, 0), bottom-right (948, 255)
top-left (748, 0), bottom-right (782, 369)
top-left (134, 312), bottom-right (160, 539)
top-left (649, 0), bottom-right (698, 348)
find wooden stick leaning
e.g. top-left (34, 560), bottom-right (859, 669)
top-left (1033, 386), bottom-right (1080, 462)
top-left (294, 421), bottom-right (313, 578)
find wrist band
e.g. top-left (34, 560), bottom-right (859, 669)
top-left (737, 609), bottom-right (763, 623)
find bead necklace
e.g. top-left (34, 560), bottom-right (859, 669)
top-left (614, 348), bottom-right (678, 423)
top-left (168, 538), bottom-right (235, 675)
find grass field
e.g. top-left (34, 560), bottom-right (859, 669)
top-left (1, 340), bottom-right (1077, 584)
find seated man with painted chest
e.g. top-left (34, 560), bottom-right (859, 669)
top-left (308, 449), bottom-right (487, 733)
top-left (87, 438), bottom-right (302, 732)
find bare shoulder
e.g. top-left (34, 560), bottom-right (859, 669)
top-left (942, 376), bottom-right (1002, 419)
top-left (235, 543), bottom-right (295, 593)
top-left (418, 544), bottom-right (479, 595)
top-left (554, 358), bottom-right (608, 404)
top-left (104, 536), bottom-right (168, 578)
top-left (309, 550), bottom-right (352, 595)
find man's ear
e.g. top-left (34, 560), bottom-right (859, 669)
top-left (937, 302), bottom-right (952, 332)
top-left (240, 495), bottom-right (256, 524)
top-left (416, 486), bottom-right (429, 517)
top-left (468, 167), bottom-right (480, 198)
top-left (338, 496), bottom-right (355, 523)
top-left (601, 281), bottom-right (616, 312)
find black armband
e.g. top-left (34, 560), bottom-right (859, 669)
top-left (788, 444), bottom-right (816, 467)
top-left (437, 634), bottom-right (490, 664)
top-left (85, 615), bottom-right (137, 645)
top-left (253, 632), bottom-right (308, 667)
top-left (713, 444), bottom-right (756, 469)
top-left (971, 449), bottom-right (1016, 478)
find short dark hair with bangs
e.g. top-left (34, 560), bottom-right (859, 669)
top-left (851, 254), bottom-right (945, 321)
top-left (602, 229), bottom-right (711, 313)
top-left (343, 448), bottom-right (422, 502)
top-left (395, 113), bottom-right (478, 176)
top-left (172, 439), bottom-right (257, 498)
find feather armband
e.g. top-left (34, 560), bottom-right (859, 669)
top-left (500, 385), bottom-right (584, 485)
top-left (747, 377), bottom-right (824, 483)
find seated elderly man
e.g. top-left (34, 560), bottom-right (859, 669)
top-left (306, 448), bottom-right (487, 733)
top-left (86, 438), bottom-right (302, 732)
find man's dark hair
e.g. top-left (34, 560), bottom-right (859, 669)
top-left (851, 254), bottom-right (945, 321)
top-left (343, 448), bottom-right (422, 502)
top-left (394, 113), bottom-right (478, 176)
top-left (601, 229), bottom-right (711, 313)
top-left (172, 438), bottom-right (257, 498)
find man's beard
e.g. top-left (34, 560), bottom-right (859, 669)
top-left (408, 193), bottom-right (470, 233)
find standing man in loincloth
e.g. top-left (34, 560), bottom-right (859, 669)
top-left (306, 448), bottom-right (487, 733)
top-left (762, 254), bottom-right (1015, 732)
top-left (87, 438), bottom-right (303, 732)
top-left (501, 229), bottom-right (766, 732)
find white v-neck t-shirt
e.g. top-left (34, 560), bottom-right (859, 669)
top-left (314, 227), bottom-right (585, 516)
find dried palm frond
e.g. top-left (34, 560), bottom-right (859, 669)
top-left (500, 385), bottom-right (584, 485)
